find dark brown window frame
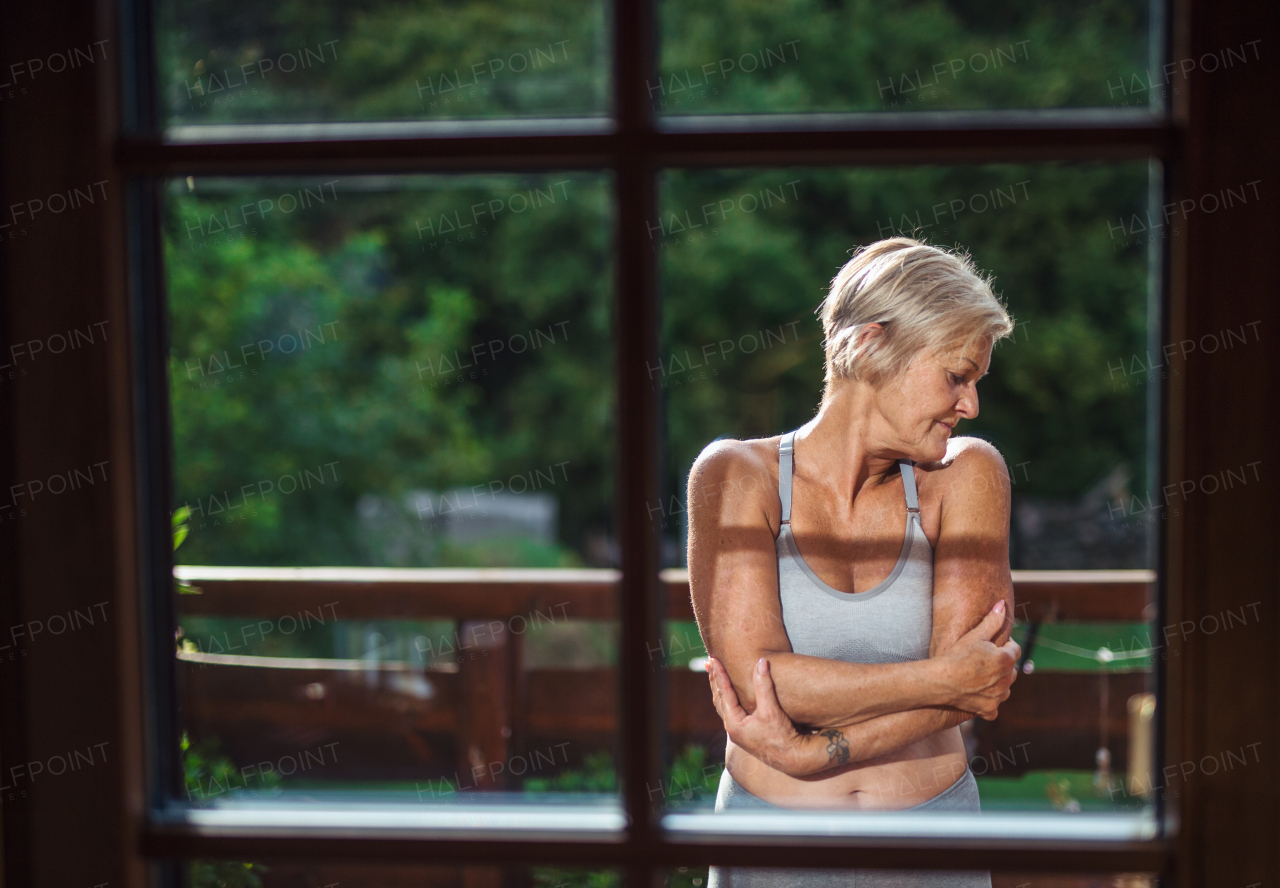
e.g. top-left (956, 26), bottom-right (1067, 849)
top-left (10, 0), bottom-right (1279, 885)
top-left (112, 0), bottom-right (1180, 880)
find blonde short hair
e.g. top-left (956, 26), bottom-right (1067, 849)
top-left (819, 237), bottom-right (1014, 388)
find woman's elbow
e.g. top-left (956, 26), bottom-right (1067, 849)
top-left (713, 654), bottom-right (763, 712)
top-left (730, 674), bottom-right (760, 714)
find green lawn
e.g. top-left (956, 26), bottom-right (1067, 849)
top-left (976, 768), bottom-right (1149, 812)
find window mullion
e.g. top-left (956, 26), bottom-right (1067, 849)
top-left (612, 0), bottom-right (663, 857)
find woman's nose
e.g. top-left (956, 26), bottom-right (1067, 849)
top-left (956, 386), bottom-right (979, 419)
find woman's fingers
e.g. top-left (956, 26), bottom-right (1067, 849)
top-left (706, 664), bottom-right (725, 717)
top-left (709, 657), bottom-right (747, 723)
top-left (751, 658), bottom-right (785, 721)
top-left (952, 602), bottom-right (1006, 652)
top-left (705, 659), bottom-right (726, 714)
top-left (975, 601), bottom-right (1007, 641)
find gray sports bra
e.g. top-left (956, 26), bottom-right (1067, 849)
top-left (776, 430), bottom-right (934, 664)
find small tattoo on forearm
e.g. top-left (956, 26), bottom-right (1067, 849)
top-left (821, 729), bottom-right (850, 766)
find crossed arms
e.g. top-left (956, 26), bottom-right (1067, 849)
top-left (687, 438), bottom-right (1021, 778)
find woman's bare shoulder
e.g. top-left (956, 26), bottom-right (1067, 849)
top-left (687, 436), bottom-right (780, 501)
top-left (915, 436), bottom-right (1011, 499)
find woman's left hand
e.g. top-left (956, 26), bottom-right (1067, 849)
top-left (707, 656), bottom-right (828, 778)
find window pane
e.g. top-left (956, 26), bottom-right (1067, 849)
top-left (665, 867), bottom-right (1161, 887)
top-left (185, 862), bottom-right (620, 888)
top-left (156, 0), bottom-right (609, 126)
top-left (655, 1), bottom-right (1158, 115)
top-left (165, 174), bottom-right (620, 797)
top-left (658, 164), bottom-right (1160, 825)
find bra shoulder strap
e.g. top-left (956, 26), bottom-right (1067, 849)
top-left (778, 432), bottom-right (796, 525)
top-left (899, 460), bottom-right (920, 515)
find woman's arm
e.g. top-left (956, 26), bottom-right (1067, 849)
top-left (824, 441), bottom-right (1022, 760)
top-left (688, 440), bottom-right (1016, 729)
top-left (827, 706), bottom-right (974, 766)
top-left (824, 442), bottom-right (1024, 761)
top-left (708, 657), bottom-right (976, 777)
top-left (707, 641), bottom-right (1013, 778)
top-left (704, 439), bottom-right (1023, 778)
top-left (928, 438), bottom-right (1018, 655)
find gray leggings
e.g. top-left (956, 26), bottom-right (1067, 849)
top-left (706, 768), bottom-right (992, 888)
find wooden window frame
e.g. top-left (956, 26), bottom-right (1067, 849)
top-left (6, 0), bottom-right (1278, 885)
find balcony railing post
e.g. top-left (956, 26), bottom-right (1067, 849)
top-left (457, 619), bottom-right (513, 790)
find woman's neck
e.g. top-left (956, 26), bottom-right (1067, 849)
top-left (796, 380), bottom-right (900, 501)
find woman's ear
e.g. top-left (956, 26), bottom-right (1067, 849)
top-left (854, 322), bottom-right (886, 351)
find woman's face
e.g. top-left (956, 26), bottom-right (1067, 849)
top-left (875, 335), bottom-right (993, 463)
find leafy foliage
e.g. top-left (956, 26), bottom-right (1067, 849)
top-left (162, 1), bottom-right (1155, 570)
top-left (167, 175), bottom-right (614, 566)
top-left (172, 506), bottom-right (202, 595)
top-left (186, 861), bottom-right (267, 888)
top-left (658, 0), bottom-right (1148, 113)
top-left (658, 165), bottom-right (1150, 506)
top-left (523, 750), bottom-right (618, 794)
top-left (182, 732), bottom-right (282, 800)
top-left (181, 734), bottom-right (271, 888)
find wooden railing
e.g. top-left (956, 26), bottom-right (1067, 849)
top-left (176, 566), bottom-right (1156, 622)
top-left (175, 567), bottom-right (1156, 790)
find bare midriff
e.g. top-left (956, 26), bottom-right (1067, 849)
top-left (724, 725), bottom-right (969, 810)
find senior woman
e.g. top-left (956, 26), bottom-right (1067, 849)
top-left (687, 237), bottom-right (1023, 888)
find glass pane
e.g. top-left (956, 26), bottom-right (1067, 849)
top-left (655, 1), bottom-right (1158, 115)
top-left (658, 164), bottom-right (1160, 826)
top-left (185, 862), bottom-right (620, 888)
top-left (156, 0), bottom-right (609, 126)
top-left (665, 867), bottom-right (1161, 887)
top-left (165, 174), bottom-right (621, 799)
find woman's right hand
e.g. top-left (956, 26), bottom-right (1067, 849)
top-left (937, 601), bottom-right (1021, 720)
top-left (706, 655), bottom-right (831, 778)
